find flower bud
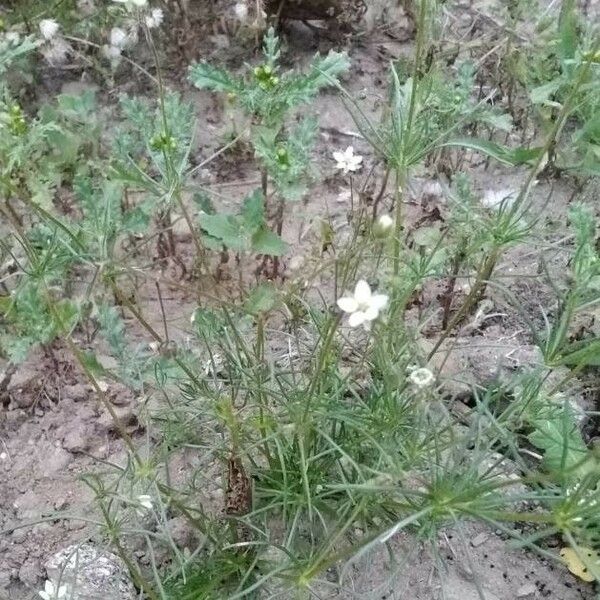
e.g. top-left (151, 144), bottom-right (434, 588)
top-left (373, 214), bottom-right (394, 238)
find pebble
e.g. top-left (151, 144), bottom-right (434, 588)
top-left (45, 543), bottom-right (136, 600)
top-left (18, 558), bottom-right (41, 586)
top-left (517, 583), bottom-right (537, 597)
top-left (470, 532), bottom-right (489, 548)
top-left (63, 428), bottom-right (90, 453)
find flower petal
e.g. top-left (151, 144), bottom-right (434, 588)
top-left (363, 306), bottom-right (379, 321)
top-left (332, 151), bottom-right (345, 163)
top-left (354, 280), bottom-right (371, 304)
top-left (370, 294), bottom-right (388, 311)
top-left (348, 311), bottom-right (366, 327)
top-left (337, 296), bottom-right (358, 313)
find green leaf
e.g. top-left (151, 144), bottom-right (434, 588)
top-left (251, 228), bottom-right (288, 256)
top-left (188, 62), bottom-right (240, 94)
top-left (553, 339), bottom-right (600, 367)
top-left (530, 80), bottom-right (562, 105)
top-left (200, 214), bottom-right (246, 252)
top-left (241, 189), bottom-right (265, 231)
top-left (528, 414), bottom-right (591, 480)
top-left (442, 138), bottom-right (543, 166)
top-left (244, 283), bottom-right (280, 315)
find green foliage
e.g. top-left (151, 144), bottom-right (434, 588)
top-left (0, 90), bottom-right (100, 208)
top-left (520, 3), bottom-right (600, 174)
top-left (528, 405), bottom-right (592, 482)
top-left (538, 204), bottom-right (600, 367)
top-left (200, 189), bottom-right (287, 255)
top-left (0, 229), bottom-right (78, 362)
top-left (0, 33), bottom-right (38, 80)
top-left (253, 117), bottom-right (318, 200)
top-left (189, 28), bottom-right (349, 127)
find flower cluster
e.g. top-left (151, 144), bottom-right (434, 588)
top-left (38, 19), bottom-right (71, 65)
top-left (104, 0), bottom-right (164, 61)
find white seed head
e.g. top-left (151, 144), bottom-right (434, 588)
top-left (39, 19), bottom-right (60, 40)
top-left (234, 2), bottom-right (249, 20)
top-left (374, 214), bottom-right (394, 237)
top-left (145, 7), bottom-right (164, 28)
top-left (110, 26), bottom-right (128, 48)
top-left (408, 367), bottom-right (435, 389)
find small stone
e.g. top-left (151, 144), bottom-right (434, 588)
top-left (18, 558), bottom-right (41, 586)
top-left (470, 532), bottom-right (489, 547)
top-left (98, 405), bottom-right (135, 431)
top-left (12, 527), bottom-right (27, 543)
top-left (45, 543), bottom-right (136, 600)
top-left (63, 428), bottom-right (90, 453)
top-left (517, 583), bottom-right (537, 597)
top-left (64, 383), bottom-right (88, 402)
top-left (46, 447), bottom-right (73, 473)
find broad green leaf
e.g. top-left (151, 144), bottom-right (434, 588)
top-left (241, 189), bottom-right (265, 231)
top-left (244, 283), bottom-right (280, 315)
top-left (200, 214), bottom-right (245, 252)
top-left (528, 416), bottom-right (591, 480)
top-left (530, 80), bottom-right (562, 105)
top-left (251, 228), bottom-right (288, 256)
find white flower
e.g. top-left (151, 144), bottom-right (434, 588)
top-left (145, 8), bottom-right (164, 28)
top-left (408, 367), bottom-right (435, 388)
top-left (337, 280), bottom-right (388, 329)
top-left (137, 494), bottom-right (153, 511)
top-left (234, 2), bottom-right (249, 20)
top-left (110, 27), bottom-right (128, 48)
top-left (39, 580), bottom-right (68, 600)
top-left (333, 146), bottom-right (363, 174)
top-left (39, 19), bottom-right (60, 41)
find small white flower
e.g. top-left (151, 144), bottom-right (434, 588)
top-left (39, 19), bottom-right (60, 41)
top-left (39, 580), bottom-right (68, 600)
top-left (333, 146), bottom-right (363, 174)
top-left (0, 452), bottom-right (7, 461)
top-left (233, 2), bottom-right (249, 20)
top-left (135, 494), bottom-right (154, 516)
top-left (145, 8), bottom-right (164, 28)
top-left (337, 280), bottom-right (388, 329)
top-left (408, 367), bottom-right (435, 388)
top-left (138, 494), bottom-right (153, 510)
top-left (110, 27), bottom-right (128, 48)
